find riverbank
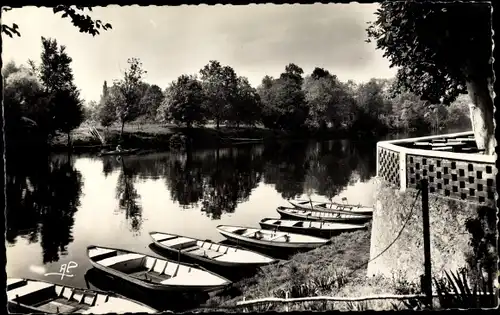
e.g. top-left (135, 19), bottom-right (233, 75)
top-left (49, 122), bottom-right (387, 153)
top-left (196, 222), bottom-right (423, 312)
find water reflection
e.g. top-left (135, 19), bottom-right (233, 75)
top-left (6, 139), bottom-right (377, 263)
top-left (96, 140), bottom-right (376, 225)
top-left (6, 153), bottom-right (83, 263)
top-left (115, 157), bottom-right (143, 234)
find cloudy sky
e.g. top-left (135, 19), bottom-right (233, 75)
top-left (2, 4), bottom-right (396, 103)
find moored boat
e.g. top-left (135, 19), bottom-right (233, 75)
top-left (259, 218), bottom-right (367, 238)
top-left (98, 148), bottom-right (140, 156)
top-left (7, 277), bottom-right (157, 314)
top-left (216, 225), bottom-right (330, 250)
top-left (277, 206), bottom-right (372, 223)
top-left (87, 246), bottom-right (231, 293)
top-left (149, 232), bottom-right (277, 267)
top-left (288, 199), bottom-right (373, 216)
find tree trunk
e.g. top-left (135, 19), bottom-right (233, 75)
top-left (466, 78), bottom-right (495, 155)
top-left (216, 118), bottom-right (220, 130)
top-left (67, 132), bottom-right (71, 149)
top-left (120, 121), bottom-right (125, 141)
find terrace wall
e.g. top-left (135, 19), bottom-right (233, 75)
top-left (367, 131), bottom-right (496, 283)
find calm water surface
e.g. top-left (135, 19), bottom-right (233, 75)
top-left (6, 138), bottom-right (386, 309)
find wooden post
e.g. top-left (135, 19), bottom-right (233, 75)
top-left (420, 179), bottom-right (433, 309)
top-left (285, 291), bottom-right (289, 312)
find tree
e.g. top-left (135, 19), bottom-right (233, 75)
top-left (139, 84), bottom-right (165, 120)
top-left (199, 60), bottom-right (239, 129)
top-left (2, 6), bottom-right (112, 38)
top-left (303, 68), bottom-right (355, 131)
top-left (52, 90), bottom-right (85, 147)
top-left (273, 64), bottom-right (308, 131)
top-left (229, 77), bottom-right (262, 128)
top-left (257, 75), bottom-right (279, 129)
top-left (37, 37), bottom-right (85, 147)
top-left (367, 1), bottom-right (494, 153)
top-left (159, 75), bottom-right (205, 128)
top-left (112, 58), bottom-right (147, 139)
top-left (86, 100), bottom-right (99, 122)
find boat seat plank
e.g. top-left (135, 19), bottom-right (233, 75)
top-left (153, 260), bottom-right (167, 274)
top-left (38, 301), bottom-right (76, 314)
top-left (160, 237), bottom-right (197, 249)
top-left (88, 248), bottom-right (116, 258)
top-left (268, 234), bottom-right (288, 242)
top-left (155, 235), bottom-right (178, 242)
top-left (164, 262), bottom-right (178, 276)
top-left (188, 248), bottom-right (225, 259)
top-left (98, 253), bottom-right (145, 267)
top-left (181, 245), bottom-right (200, 252)
top-left (7, 281), bottom-right (54, 301)
top-left (242, 230), bottom-right (257, 238)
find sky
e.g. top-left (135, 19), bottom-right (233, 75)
top-left (2, 4), bottom-right (397, 103)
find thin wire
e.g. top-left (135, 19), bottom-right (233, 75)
top-left (192, 188), bottom-right (424, 312)
top-left (346, 187), bottom-right (422, 278)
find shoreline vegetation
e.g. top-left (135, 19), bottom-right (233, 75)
top-left (195, 223), bottom-right (425, 312)
top-left (5, 39), bottom-right (472, 156)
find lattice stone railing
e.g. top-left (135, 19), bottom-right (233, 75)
top-left (377, 131), bottom-right (496, 207)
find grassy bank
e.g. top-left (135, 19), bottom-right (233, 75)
top-left (50, 123), bottom-right (289, 153)
top-left (194, 223), bottom-right (425, 312)
top-left (49, 121), bottom-right (385, 153)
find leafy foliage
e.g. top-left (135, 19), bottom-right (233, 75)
top-left (199, 60), bottom-right (239, 129)
top-left (433, 269), bottom-right (497, 309)
top-left (140, 84), bottom-right (165, 120)
top-left (366, 1), bottom-right (492, 104)
top-left (112, 58), bottom-right (148, 137)
top-left (228, 76), bottom-right (262, 128)
top-left (1, 6), bottom-right (112, 38)
top-left (258, 64), bottom-right (308, 131)
top-left (159, 75), bottom-right (206, 128)
top-left (366, 1), bottom-right (494, 152)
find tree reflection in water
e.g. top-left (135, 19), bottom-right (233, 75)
top-left (6, 153), bottom-right (83, 263)
top-left (97, 139), bottom-right (376, 223)
top-left (114, 157), bottom-right (143, 234)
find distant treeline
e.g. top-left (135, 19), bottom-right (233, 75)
top-left (91, 60), bottom-right (471, 136)
top-left (4, 37), bottom-right (472, 153)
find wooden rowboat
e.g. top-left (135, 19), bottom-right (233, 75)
top-left (288, 200), bottom-right (373, 216)
top-left (98, 148), bottom-right (140, 156)
top-left (87, 246), bottom-right (231, 293)
top-left (216, 225), bottom-right (330, 250)
top-left (259, 218), bottom-right (367, 238)
top-left (277, 206), bottom-right (372, 224)
top-left (7, 278), bottom-right (157, 314)
top-left (149, 232), bottom-right (277, 267)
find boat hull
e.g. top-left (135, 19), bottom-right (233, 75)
top-left (217, 229), bottom-right (329, 251)
top-left (277, 207), bottom-right (371, 223)
top-left (87, 246), bottom-right (231, 293)
top-left (289, 200), bottom-right (373, 216)
top-left (259, 220), bottom-right (366, 238)
top-left (7, 278), bottom-right (157, 314)
top-left (150, 237), bottom-right (276, 268)
top-left (99, 149), bottom-right (140, 156)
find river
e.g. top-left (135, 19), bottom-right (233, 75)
top-left (5, 128), bottom-right (468, 310)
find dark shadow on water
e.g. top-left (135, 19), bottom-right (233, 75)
top-left (6, 152), bottom-right (83, 264)
top-left (83, 268), bottom-right (208, 312)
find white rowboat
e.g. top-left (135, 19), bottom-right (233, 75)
top-left (216, 225), bottom-right (330, 250)
top-left (150, 231), bottom-right (277, 267)
top-left (277, 206), bottom-right (371, 223)
top-left (259, 218), bottom-right (367, 238)
top-left (7, 278), bottom-right (157, 314)
top-left (87, 246), bottom-right (231, 293)
top-left (288, 200), bottom-right (373, 216)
